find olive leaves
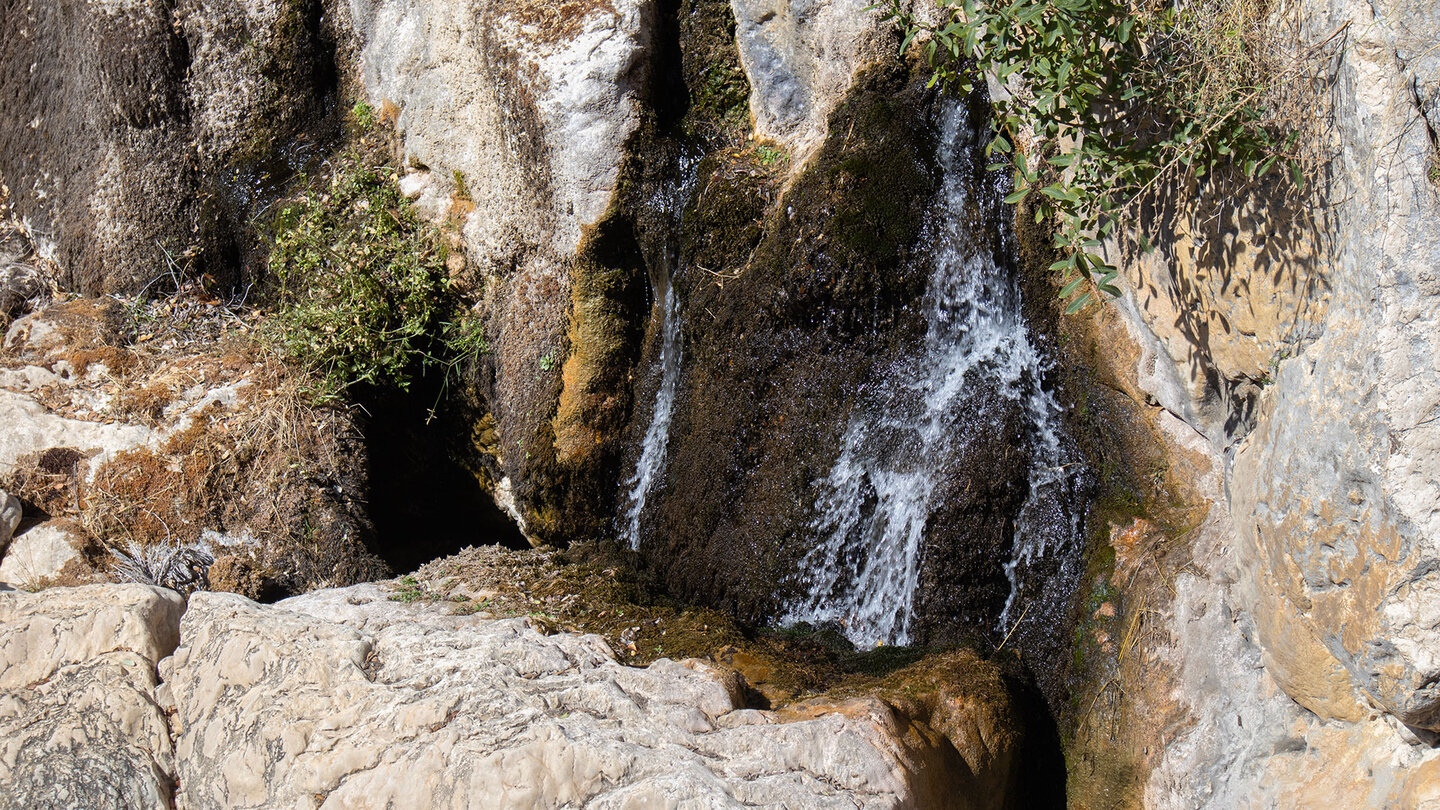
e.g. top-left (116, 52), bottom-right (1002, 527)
top-left (877, 0), bottom-right (1302, 312)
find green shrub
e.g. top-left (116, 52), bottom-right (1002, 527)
top-left (878, 0), bottom-right (1317, 311)
top-left (265, 148), bottom-right (482, 400)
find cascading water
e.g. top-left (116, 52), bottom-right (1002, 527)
top-left (783, 100), bottom-right (1086, 647)
top-left (622, 278), bottom-right (684, 549)
top-left (620, 147), bottom-right (700, 550)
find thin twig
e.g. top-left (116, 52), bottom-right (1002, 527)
top-left (996, 602), bottom-right (1032, 651)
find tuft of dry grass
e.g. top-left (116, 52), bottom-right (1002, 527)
top-left (502, 0), bottom-right (618, 45)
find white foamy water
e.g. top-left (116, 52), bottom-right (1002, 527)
top-left (783, 101), bottom-right (1080, 647)
top-left (622, 274), bottom-right (684, 550)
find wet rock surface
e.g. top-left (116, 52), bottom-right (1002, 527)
top-left (0, 0), bottom-right (336, 294)
top-left (3, 0), bottom-right (1440, 804)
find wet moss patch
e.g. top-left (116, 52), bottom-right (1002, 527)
top-left (645, 60), bottom-right (948, 627)
top-left (678, 0), bottom-right (751, 140)
top-left (391, 542), bottom-right (1029, 709)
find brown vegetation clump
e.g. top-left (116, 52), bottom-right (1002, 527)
top-left (503, 0), bottom-right (618, 45)
top-left (83, 448), bottom-right (190, 546)
top-left (76, 363), bottom-right (388, 595)
top-left (67, 346), bottom-right (141, 378)
top-left (0, 448), bottom-right (89, 521)
top-left (111, 381), bottom-right (174, 425)
top-left (206, 553), bottom-right (281, 601)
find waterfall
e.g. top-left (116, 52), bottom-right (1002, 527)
top-left (620, 146), bottom-right (700, 551)
top-left (622, 278), bottom-right (684, 549)
top-left (783, 100), bottom-right (1084, 647)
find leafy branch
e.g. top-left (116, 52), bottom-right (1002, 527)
top-left (878, 0), bottom-right (1311, 312)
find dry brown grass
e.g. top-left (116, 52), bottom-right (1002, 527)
top-left (0, 447), bottom-right (89, 522)
top-left (111, 381), bottom-right (175, 425)
top-left (503, 0), bottom-right (618, 45)
top-left (82, 448), bottom-right (191, 547)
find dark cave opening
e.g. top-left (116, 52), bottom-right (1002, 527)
top-left (358, 379), bottom-right (529, 577)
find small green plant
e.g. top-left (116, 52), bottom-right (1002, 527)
top-left (442, 313), bottom-right (489, 372)
top-left (266, 154), bottom-right (449, 399)
top-left (454, 598), bottom-right (489, 615)
top-left (877, 0), bottom-right (1316, 312)
top-left (350, 101), bottom-right (375, 132)
top-left (755, 144), bottom-right (789, 167)
top-left (392, 575), bottom-right (425, 603)
top-left (538, 352), bottom-right (556, 372)
top-left (265, 145), bottom-right (497, 400)
top-left (452, 170), bottom-right (471, 200)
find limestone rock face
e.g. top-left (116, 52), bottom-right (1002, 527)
top-left (0, 0), bottom-right (335, 294)
top-left (162, 584), bottom-right (974, 808)
top-left (1097, 0), bottom-right (1440, 795)
top-left (343, 0), bottom-right (650, 264)
top-left (731, 0), bottom-right (890, 154)
top-left (0, 584), bottom-right (184, 810)
top-left (0, 583), bottom-right (185, 689)
top-left (337, 0), bottom-right (655, 541)
top-left (1225, 0), bottom-right (1439, 729)
top-left (1105, 0), bottom-right (1440, 730)
top-left (1224, 0), bottom-right (1440, 731)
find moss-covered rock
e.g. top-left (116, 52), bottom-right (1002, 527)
top-left (678, 0), bottom-right (752, 139)
top-left (0, 0), bottom-right (338, 295)
top-left (639, 61), bottom-right (947, 622)
top-left (515, 209), bottom-right (649, 544)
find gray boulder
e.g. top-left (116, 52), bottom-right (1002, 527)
top-left (0, 490), bottom-right (17, 556)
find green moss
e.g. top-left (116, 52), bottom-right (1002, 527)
top-left (679, 0), bottom-right (751, 139)
top-left (507, 205), bottom-right (647, 546)
top-left (740, 62), bottom-right (939, 331)
top-left (682, 154), bottom-right (772, 273)
top-left (452, 169), bottom-right (471, 201)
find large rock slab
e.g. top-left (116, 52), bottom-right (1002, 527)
top-left (162, 584), bottom-right (974, 808)
top-left (1106, 0), bottom-right (1440, 734)
top-left (0, 524), bottom-right (81, 589)
top-left (1223, 0), bottom-right (1440, 729)
top-left (0, 584), bottom-right (185, 810)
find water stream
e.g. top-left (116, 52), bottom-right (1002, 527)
top-left (620, 147), bottom-right (700, 550)
top-left (783, 101), bottom-right (1085, 647)
top-left (622, 278), bottom-right (684, 549)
